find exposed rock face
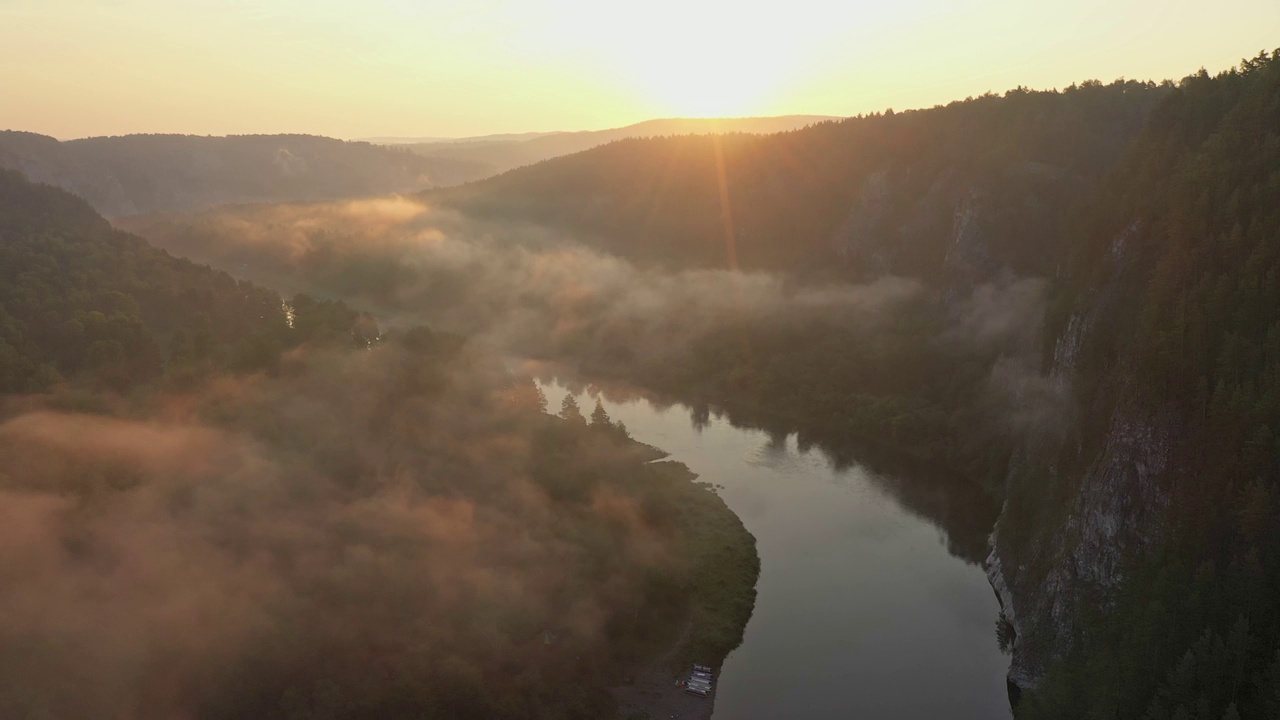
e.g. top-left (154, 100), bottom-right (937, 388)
top-left (989, 407), bottom-right (1177, 691)
top-left (986, 220), bottom-right (1178, 696)
top-left (836, 173), bottom-right (1128, 695)
top-left (942, 188), bottom-right (998, 294)
top-left (832, 169), bottom-right (891, 270)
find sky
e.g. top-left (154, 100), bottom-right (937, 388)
top-left (1, 0), bottom-right (1277, 140)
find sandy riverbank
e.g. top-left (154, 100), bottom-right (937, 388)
top-left (612, 619), bottom-right (718, 720)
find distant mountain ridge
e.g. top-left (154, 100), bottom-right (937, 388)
top-left (0, 131), bottom-right (493, 217)
top-left (367, 116), bottom-right (838, 145)
top-left (394, 115), bottom-right (840, 176)
top-left (360, 130), bottom-right (563, 145)
top-left (1, 117), bottom-right (838, 217)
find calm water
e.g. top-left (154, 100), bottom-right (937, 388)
top-left (539, 380), bottom-right (1012, 720)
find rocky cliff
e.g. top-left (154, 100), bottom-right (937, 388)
top-left (987, 51), bottom-right (1280, 719)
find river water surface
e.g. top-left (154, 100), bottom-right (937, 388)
top-left (539, 380), bottom-right (1012, 720)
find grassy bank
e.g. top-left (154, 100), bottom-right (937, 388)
top-left (654, 460), bottom-right (760, 672)
top-left (605, 453), bottom-right (759, 720)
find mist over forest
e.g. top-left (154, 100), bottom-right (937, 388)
top-left (2, 32), bottom-right (1279, 720)
top-left (0, 168), bottom-right (757, 719)
top-left (121, 52), bottom-right (1280, 720)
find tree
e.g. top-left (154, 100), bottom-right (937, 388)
top-left (560, 394), bottom-right (585, 424)
top-left (590, 400), bottom-right (612, 429)
top-left (501, 378), bottom-right (547, 414)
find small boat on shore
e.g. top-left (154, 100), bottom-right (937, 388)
top-left (682, 663), bottom-right (715, 697)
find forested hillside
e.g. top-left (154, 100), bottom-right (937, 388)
top-left (432, 80), bottom-right (1166, 275)
top-left (996, 50), bottom-right (1280, 720)
top-left (0, 172), bottom-right (757, 719)
top-left (0, 132), bottom-right (491, 216)
top-left (0, 168), bottom-right (308, 392)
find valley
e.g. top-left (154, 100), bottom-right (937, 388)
top-left (2, 39), bottom-right (1279, 720)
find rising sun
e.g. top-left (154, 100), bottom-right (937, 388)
top-left (637, 59), bottom-right (778, 118)
top-left (600, 6), bottom-right (796, 117)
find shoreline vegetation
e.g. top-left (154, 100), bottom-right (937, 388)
top-left (542, 397), bottom-right (760, 719)
top-left (607, 455), bottom-right (759, 720)
top-left (533, 362), bottom-right (1000, 565)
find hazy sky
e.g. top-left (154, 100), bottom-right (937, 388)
top-left (2, 0), bottom-right (1276, 139)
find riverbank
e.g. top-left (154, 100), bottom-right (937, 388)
top-left (542, 379), bottom-right (1011, 719)
top-left (611, 619), bottom-right (717, 720)
top-left (608, 455), bottom-right (759, 719)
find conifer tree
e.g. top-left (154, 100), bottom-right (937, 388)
top-left (590, 399), bottom-right (612, 429)
top-left (559, 394), bottom-right (585, 424)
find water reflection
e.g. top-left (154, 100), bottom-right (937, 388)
top-left (535, 371), bottom-right (1011, 720)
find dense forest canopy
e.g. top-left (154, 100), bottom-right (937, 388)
top-left (429, 80), bottom-right (1167, 276)
top-left (0, 169), bottom-right (301, 392)
top-left (1006, 50), bottom-right (1280, 720)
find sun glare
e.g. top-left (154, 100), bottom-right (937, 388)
top-left (618, 13), bottom-right (795, 117)
top-left (630, 51), bottom-right (782, 117)
top-left (538, 0), bottom-right (805, 118)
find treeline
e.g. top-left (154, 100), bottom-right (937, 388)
top-left (0, 172), bottom-right (757, 719)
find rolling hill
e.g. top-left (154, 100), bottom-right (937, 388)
top-left (0, 131), bottom-right (493, 217)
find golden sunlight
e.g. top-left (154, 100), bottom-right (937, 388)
top-left (630, 50), bottom-right (782, 118)
top-left (553, 1), bottom-right (805, 117)
top-left (625, 17), bottom-right (794, 117)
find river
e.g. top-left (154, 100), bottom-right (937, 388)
top-left (538, 379), bottom-right (1013, 720)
